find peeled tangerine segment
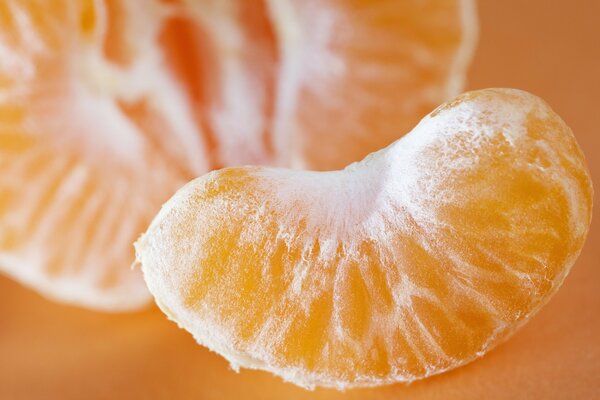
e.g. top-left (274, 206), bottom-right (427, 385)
top-left (0, 0), bottom-right (270, 310)
top-left (0, 0), bottom-right (202, 310)
top-left (138, 88), bottom-right (593, 390)
top-left (136, 89), bottom-right (592, 389)
top-left (268, 0), bottom-right (477, 170)
top-left (0, 0), bottom-right (475, 311)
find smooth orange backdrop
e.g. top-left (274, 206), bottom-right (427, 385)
top-left (1, 1), bottom-right (599, 399)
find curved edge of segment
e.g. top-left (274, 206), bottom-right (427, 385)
top-left (0, 260), bottom-right (151, 312)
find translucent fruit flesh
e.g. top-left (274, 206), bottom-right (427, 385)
top-left (136, 89), bottom-right (593, 389)
top-left (0, 0), bottom-right (475, 310)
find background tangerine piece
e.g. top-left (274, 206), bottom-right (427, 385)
top-left (0, 0), bottom-right (476, 310)
top-left (136, 89), bottom-right (593, 389)
top-left (267, 0), bottom-right (477, 170)
top-left (164, 0), bottom-right (477, 170)
top-left (0, 0), bottom-right (211, 310)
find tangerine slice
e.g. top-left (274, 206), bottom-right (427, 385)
top-left (0, 0), bottom-right (476, 310)
top-left (0, 0), bottom-right (210, 310)
top-left (136, 89), bottom-right (593, 389)
top-left (268, 0), bottom-right (477, 170)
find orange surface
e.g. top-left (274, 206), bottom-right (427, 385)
top-left (1, 1), bottom-right (599, 399)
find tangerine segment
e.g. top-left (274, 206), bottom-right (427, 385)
top-left (0, 0), bottom-right (211, 310)
top-left (267, 0), bottom-right (477, 170)
top-left (0, 0), bottom-right (477, 310)
top-left (136, 89), bottom-right (593, 389)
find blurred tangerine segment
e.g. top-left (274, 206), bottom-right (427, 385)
top-left (267, 0), bottom-right (477, 170)
top-left (0, 0), bottom-right (211, 310)
top-left (136, 89), bottom-right (593, 389)
top-left (0, 0), bottom-right (476, 310)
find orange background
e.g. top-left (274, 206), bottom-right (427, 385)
top-left (1, 1), bottom-right (599, 399)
